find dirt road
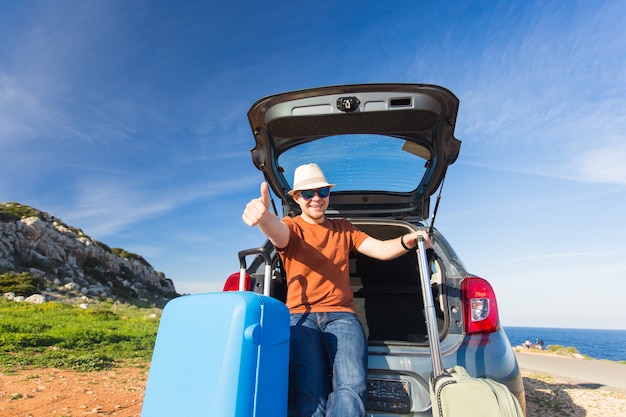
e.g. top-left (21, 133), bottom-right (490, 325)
top-left (515, 350), bottom-right (625, 393)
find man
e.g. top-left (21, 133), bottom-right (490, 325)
top-left (242, 163), bottom-right (430, 417)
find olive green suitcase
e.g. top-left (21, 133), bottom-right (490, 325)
top-left (429, 366), bottom-right (524, 417)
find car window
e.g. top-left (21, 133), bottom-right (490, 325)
top-left (277, 134), bottom-right (430, 193)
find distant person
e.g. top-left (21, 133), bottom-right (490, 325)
top-left (242, 163), bottom-right (431, 417)
top-left (524, 339), bottom-right (532, 349)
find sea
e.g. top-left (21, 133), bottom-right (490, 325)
top-left (502, 326), bottom-right (626, 362)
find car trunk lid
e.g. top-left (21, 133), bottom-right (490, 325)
top-left (247, 83), bottom-right (461, 219)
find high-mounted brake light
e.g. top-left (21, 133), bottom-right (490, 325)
top-left (223, 272), bottom-right (251, 292)
top-left (462, 277), bottom-right (499, 334)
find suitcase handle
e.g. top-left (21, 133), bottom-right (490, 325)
top-left (417, 236), bottom-right (444, 377)
top-left (238, 247), bottom-right (272, 296)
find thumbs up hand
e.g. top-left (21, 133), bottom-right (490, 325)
top-left (242, 182), bottom-right (272, 227)
top-left (260, 181), bottom-right (271, 210)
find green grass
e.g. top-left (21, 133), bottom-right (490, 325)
top-left (546, 344), bottom-right (588, 358)
top-left (0, 298), bottom-right (161, 372)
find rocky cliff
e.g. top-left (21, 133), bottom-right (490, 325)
top-left (0, 202), bottom-right (179, 307)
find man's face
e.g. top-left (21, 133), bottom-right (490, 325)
top-left (295, 187), bottom-right (330, 223)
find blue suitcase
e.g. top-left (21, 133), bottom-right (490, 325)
top-left (141, 291), bottom-right (290, 417)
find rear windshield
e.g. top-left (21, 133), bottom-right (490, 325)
top-left (277, 134), bottom-right (430, 193)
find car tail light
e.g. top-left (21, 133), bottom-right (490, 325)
top-left (462, 277), bottom-right (499, 334)
top-left (223, 272), bottom-right (251, 292)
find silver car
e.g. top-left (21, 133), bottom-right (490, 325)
top-left (225, 83), bottom-right (526, 416)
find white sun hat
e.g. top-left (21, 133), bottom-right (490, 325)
top-left (288, 163), bottom-right (336, 196)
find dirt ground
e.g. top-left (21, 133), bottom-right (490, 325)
top-left (0, 367), bottom-right (148, 417)
top-left (523, 372), bottom-right (626, 417)
top-left (1, 367), bottom-right (625, 417)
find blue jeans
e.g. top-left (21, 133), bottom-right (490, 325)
top-left (288, 312), bottom-right (367, 417)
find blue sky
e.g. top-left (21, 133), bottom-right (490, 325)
top-left (1, 0), bottom-right (625, 330)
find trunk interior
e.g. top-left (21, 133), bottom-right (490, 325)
top-left (350, 220), bottom-right (445, 344)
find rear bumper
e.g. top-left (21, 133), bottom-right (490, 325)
top-left (366, 329), bottom-right (525, 416)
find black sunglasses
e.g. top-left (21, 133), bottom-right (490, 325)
top-left (299, 187), bottom-right (330, 200)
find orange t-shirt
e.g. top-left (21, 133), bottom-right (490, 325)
top-left (277, 216), bottom-right (369, 314)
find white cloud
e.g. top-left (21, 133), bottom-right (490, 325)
top-left (451, 1), bottom-right (626, 186)
top-left (0, 74), bottom-right (67, 144)
top-left (58, 173), bottom-right (260, 238)
top-left (572, 143), bottom-right (626, 186)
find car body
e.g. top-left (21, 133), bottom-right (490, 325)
top-left (225, 83), bottom-right (526, 416)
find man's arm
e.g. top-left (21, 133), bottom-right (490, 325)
top-left (357, 230), bottom-right (430, 261)
top-left (242, 182), bottom-right (290, 248)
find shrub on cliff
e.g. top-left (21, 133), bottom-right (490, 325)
top-left (111, 247), bottom-right (152, 268)
top-left (0, 272), bottom-right (43, 296)
top-left (0, 202), bottom-right (43, 221)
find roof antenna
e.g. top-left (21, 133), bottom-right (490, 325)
top-left (428, 175), bottom-right (446, 237)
